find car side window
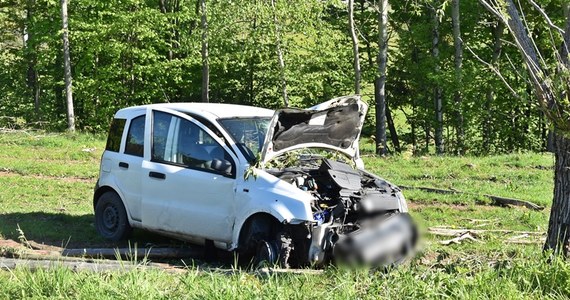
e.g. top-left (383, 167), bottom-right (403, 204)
top-left (124, 115), bottom-right (145, 157)
top-left (152, 111), bottom-right (233, 175)
top-left (105, 118), bottom-right (126, 152)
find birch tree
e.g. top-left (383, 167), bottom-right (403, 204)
top-left (61, 0), bottom-right (74, 131)
top-left (348, 0), bottom-right (361, 94)
top-left (431, 2), bottom-right (443, 154)
top-left (451, 0), bottom-right (463, 154)
top-left (479, 0), bottom-right (570, 255)
top-left (271, 0), bottom-right (288, 107)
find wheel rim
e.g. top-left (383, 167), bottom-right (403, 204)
top-left (102, 204), bottom-right (119, 233)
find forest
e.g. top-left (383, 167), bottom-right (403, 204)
top-left (0, 0), bottom-right (566, 156)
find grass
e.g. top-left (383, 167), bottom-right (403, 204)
top-left (1, 257), bottom-right (570, 299)
top-left (361, 137), bottom-right (554, 207)
top-left (0, 129), bottom-right (568, 299)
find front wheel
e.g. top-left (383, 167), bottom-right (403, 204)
top-left (95, 191), bottom-right (132, 241)
top-left (253, 232), bottom-right (293, 268)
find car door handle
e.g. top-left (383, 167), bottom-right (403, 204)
top-left (119, 162), bottom-right (129, 169)
top-left (149, 171), bottom-right (166, 180)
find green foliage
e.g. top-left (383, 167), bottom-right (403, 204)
top-left (0, 0), bottom-right (354, 132)
top-left (0, 0), bottom-right (566, 155)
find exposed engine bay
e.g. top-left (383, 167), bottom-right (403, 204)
top-left (266, 157), bottom-right (417, 266)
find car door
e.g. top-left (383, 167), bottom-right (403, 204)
top-left (140, 107), bottom-right (238, 242)
top-left (116, 114), bottom-right (145, 222)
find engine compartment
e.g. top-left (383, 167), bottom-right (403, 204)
top-left (268, 158), bottom-right (403, 232)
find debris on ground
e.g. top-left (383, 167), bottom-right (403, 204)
top-left (428, 226), bottom-right (545, 245)
top-left (400, 186), bottom-right (544, 210)
top-left (439, 232), bottom-right (479, 245)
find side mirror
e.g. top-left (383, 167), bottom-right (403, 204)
top-left (211, 159), bottom-right (233, 175)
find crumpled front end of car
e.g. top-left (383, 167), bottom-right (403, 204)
top-left (268, 157), bottom-right (417, 267)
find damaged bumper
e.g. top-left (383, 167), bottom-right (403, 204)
top-left (307, 213), bottom-right (417, 266)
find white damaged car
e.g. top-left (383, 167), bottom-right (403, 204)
top-left (94, 96), bottom-right (417, 267)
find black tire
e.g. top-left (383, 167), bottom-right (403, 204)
top-left (253, 232), bottom-right (292, 268)
top-left (254, 239), bottom-right (278, 268)
top-left (95, 191), bottom-right (132, 241)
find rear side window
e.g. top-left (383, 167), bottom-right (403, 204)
top-left (105, 118), bottom-right (126, 152)
top-left (125, 115), bottom-right (146, 157)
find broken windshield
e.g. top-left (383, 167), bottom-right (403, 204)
top-left (219, 117), bottom-right (271, 162)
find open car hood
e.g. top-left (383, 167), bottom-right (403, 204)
top-left (260, 95), bottom-right (368, 166)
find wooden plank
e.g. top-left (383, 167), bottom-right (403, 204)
top-left (62, 247), bottom-right (202, 259)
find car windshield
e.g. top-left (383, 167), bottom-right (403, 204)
top-left (219, 117), bottom-right (271, 162)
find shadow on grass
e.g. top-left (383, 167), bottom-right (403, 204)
top-left (0, 212), bottom-right (238, 267)
top-left (0, 212), bottom-right (100, 248)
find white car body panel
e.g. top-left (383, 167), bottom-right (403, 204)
top-left (229, 169), bottom-right (315, 249)
top-left (96, 102), bottom-right (348, 248)
top-left (141, 160), bottom-right (236, 242)
top-left (95, 97), bottom-right (415, 265)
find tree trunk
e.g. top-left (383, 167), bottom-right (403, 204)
top-left (480, 0), bottom-right (570, 255)
top-left (483, 21), bottom-right (503, 153)
top-left (411, 107), bottom-right (417, 154)
top-left (545, 134), bottom-right (570, 255)
top-left (547, 130), bottom-right (555, 152)
top-left (451, 0), bottom-right (464, 154)
top-left (375, 0), bottom-right (388, 155)
top-left (271, 0), bottom-right (288, 107)
top-left (544, 4), bottom-right (570, 255)
top-left (247, 1), bottom-right (258, 106)
top-left (159, 0), bottom-right (180, 62)
top-left (158, 0), bottom-right (172, 60)
top-left (411, 48), bottom-right (419, 154)
top-left (200, 0), bottom-right (209, 103)
top-left (432, 6), bottom-right (443, 154)
top-left (25, 0), bottom-right (40, 119)
top-left (386, 102), bottom-right (401, 153)
top-left (424, 120), bottom-right (430, 153)
top-left (61, 0), bottom-right (75, 131)
top-left (348, 0), bottom-right (361, 94)
top-left (361, 0), bottom-right (374, 67)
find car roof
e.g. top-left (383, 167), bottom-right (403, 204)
top-left (114, 103), bottom-right (275, 119)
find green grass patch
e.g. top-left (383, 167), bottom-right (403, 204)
top-left (363, 152), bottom-right (554, 206)
top-left (0, 131), bottom-right (104, 178)
top-left (1, 257), bottom-right (570, 299)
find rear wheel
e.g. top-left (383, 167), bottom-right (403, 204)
top-left (95, 191), bottom-right (132, 241)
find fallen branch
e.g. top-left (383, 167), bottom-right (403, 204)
top-left (485, 194), bottom-right (544, 210)
top-left (428, 227), bottom-right (545, 237)
top-left (504, 239), bottom-right (544, 244)
top-left (439, 233), bottom-right (479, 245)
top-left (400, 186), bottom-right (544, 210)
top-left (399, 185), bottom-right (460, 195)
top-left (504, 233), bottom-right (545, 245)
